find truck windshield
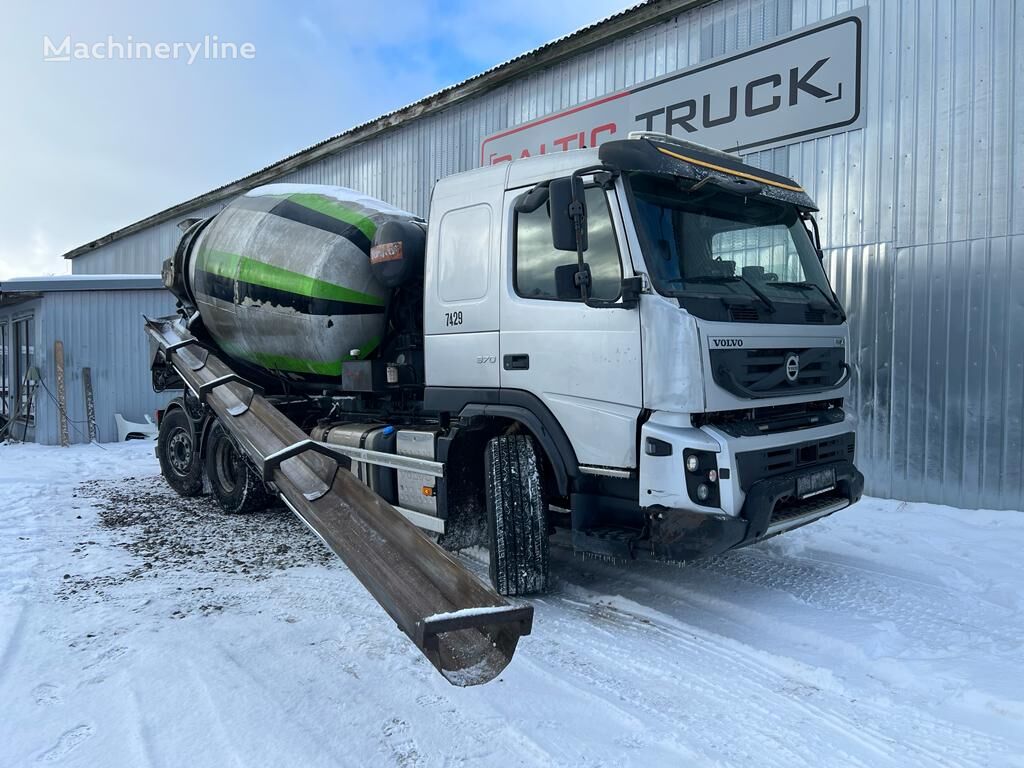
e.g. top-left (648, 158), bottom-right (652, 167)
top-left (625, 172), bottom-right (841, 324)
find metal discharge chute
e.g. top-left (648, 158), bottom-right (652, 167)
top-left (152, 184), bottom-right (533, 686)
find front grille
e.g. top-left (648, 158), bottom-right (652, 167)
top-left (805, 307), bottom-right (826, 323)
top-left (735, 433), bottom-right (855, 492)
top-left (711, 346), bottom-right (846, 398)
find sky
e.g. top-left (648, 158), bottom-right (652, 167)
top-left (0, 0), bottom-right (634, 280)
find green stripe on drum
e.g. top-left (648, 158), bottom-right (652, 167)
top-left (220, 336), bottom-right (381, 376)
top-left (285, 193), bottom-right (377, 242)
top-left (197, 248), bottom-right (385, 307)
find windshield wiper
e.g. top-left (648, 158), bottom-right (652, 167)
top-left (731, 274), bottom-right (776, 313)
top-left (662, 274), bottom-right (776, 313)
top-left (770, 281), bottom-right (845, 319)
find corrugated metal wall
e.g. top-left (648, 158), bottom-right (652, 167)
top-left (73, 202), bottom-right (223, 275)
top-left (69, 0), bottom-right (1024, 508)
top-left (32, 290), bottom-right (179, 445)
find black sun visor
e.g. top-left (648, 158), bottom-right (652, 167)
top-left (598, 135), bottom-right (818, 211)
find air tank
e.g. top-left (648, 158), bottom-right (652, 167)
top-left (164, 184), bottom-right (421, 380)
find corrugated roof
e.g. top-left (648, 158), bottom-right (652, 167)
top-left (63, 0), bottom-right (705, 260)
top-left (1, 274), bottom-right (164, 293)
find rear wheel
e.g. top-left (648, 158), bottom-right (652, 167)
top-left (157, 407), bottom-right (203, 497)
top-left (485, 434), bottom-right (550, 596)
top-left (204, 421), bottom-right (270, 514)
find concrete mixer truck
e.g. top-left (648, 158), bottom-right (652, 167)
top-left (147, 132), bottom-right (863, 682)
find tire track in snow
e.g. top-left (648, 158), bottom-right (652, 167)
top-left (529, 600), bottom-right (883, 767)
top-left (209, 642), bottom-right (366, 768)
top-left (688, 548), bottom-right (1020, 651)
top-left (498, 541), bottom-right (1014, 767)
top-left (618, 599), bottom-right (991, 768)
top-left (183, 659), bottom-right (248, 768)
top-left (124, 680), bottom-right (159, 768)
top-left (213, 635), bottom-right (582, 768)
top-left (0, 603), bottom-right (29, 690)
top-left (535, 589), bottom-right (1003, 768)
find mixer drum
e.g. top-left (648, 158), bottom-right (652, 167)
top-left (185, 184), bottom-right (418, 379)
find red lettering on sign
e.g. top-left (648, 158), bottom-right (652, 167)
top-left (590, 123), bottom-right (617, 146)
top-left (480, 90), bottom-right (631, 165)
top-left (518, 144), bottom-right (548, 159)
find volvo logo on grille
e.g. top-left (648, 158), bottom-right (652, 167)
top-left (785, 353), bottom-right (801, 382)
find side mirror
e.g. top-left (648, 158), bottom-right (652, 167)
top-left (549, 176), bottom-right (587, 252)
top-left (554, 262), bottom-right (590, 300)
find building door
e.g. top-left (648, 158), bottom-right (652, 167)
top-left (0, 320), bottom-right (8, 419)
top-left (13, 316), bottom-right (35, 424)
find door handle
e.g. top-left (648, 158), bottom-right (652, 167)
top-left (503, 354), bottom-right (530, 371)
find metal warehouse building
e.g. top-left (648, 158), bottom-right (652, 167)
top-left (5, 0), bottom-right (1021, 509)
top-left (0, 275), bottom-right (176, 444)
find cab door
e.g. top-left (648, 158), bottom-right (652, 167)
top-left (499, 183), bottom-right (643, 470)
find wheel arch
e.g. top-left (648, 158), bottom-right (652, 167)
top-left (426, 386), bottom-right (580, 499)
top-left (458, 405), bottom-right (574, 497)
top-left (159, 396), bottom-right (187, 422)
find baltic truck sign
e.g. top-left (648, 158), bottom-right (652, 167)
top-left (480, 10), bottom-right (865, 165)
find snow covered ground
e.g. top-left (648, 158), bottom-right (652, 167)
top-left (1, 440), bottom-right (1022, 767)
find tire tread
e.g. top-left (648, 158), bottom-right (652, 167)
top-left (204, 422), bottom-right (270, 514)
top-left (157, 408), bottom-right (203, 497)
top-left (485, 434), bottom-right (549, 595)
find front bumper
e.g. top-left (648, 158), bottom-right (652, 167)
top-left (647, 459), bottom-right (864, 561)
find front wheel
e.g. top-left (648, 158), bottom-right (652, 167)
top-left (156, 407), bottom-right (203, 497)
top-left (204, 421), bottom-right (270, 514)
top-left (485, 434), bottom-right (550, 596)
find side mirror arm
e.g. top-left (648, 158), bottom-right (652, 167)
top-left (618, 276), bottom-right (644, 309)
top-left (801, 211), bottom-right (824, 261)
top-left (566, 165), bottom-right (627, 308)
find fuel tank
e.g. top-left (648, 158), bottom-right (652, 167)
top-left (165, 184), bottom-right (419, 380)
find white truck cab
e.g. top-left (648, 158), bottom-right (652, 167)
top-left (422, 133), bottom-right (862, 564)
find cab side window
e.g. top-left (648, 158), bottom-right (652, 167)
top-left (515, 186), bottom-right (622, 301)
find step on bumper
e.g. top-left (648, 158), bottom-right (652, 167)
top-left (648, 460), bottom-right (864, 561)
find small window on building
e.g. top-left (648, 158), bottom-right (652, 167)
top-left (515, 186), bottom-right (622, 301)
top-left (13, 317), bottom-right (35, 424)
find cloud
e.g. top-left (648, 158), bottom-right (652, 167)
top-left (0, 229), bottom-right (68, 281)
top-left (0, 0), bottom-right (636, 281)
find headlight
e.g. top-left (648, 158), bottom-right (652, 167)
top-left (683, 449), bottom-right (720, 508)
